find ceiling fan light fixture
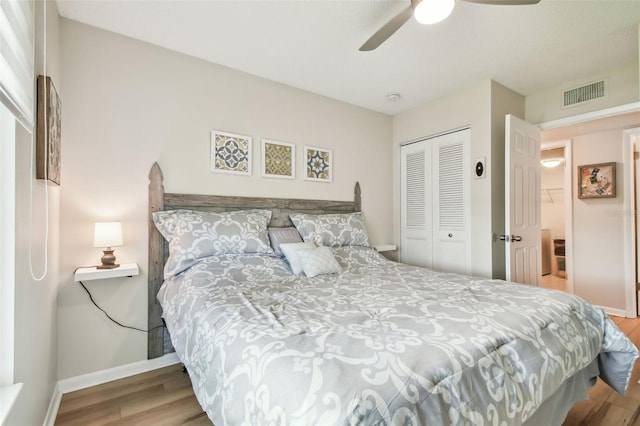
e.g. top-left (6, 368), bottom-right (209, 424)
top-left (413, 0), bottom-right (455, 25)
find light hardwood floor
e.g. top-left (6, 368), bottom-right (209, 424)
top-left (56, 317), bottom-right (640, 426)
top-left (563, 315), bottom-right (640, 425)
top-left (54, 364), bottom-right (211, 425)
top-left (541, 273), bottom-right (568, 292)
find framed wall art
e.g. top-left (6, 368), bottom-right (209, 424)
top-left (578, 162), bottom-right (616, 199)
top-left (211, 130), bottom-right (252, 175)
top-left (36, 75), bottom-right (61, 185)
top-left (304, 146), bottom-right (332, 182)
top-left (261, 139), bottom-right (295, 179)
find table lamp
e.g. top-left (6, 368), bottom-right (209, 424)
top-left (93, 222), bottom-right (123, 269)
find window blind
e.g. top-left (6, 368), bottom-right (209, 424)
top-left (0, 0), bottom-right (34, 129)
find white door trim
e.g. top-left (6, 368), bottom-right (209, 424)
top-left (537, 102), bottom-right (640, 130)
top-left (623, 128), bottom-right (639, 317)
top-left (541, 139), bottom-right (573, 295)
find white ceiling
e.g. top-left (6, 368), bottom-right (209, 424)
top-left (55, 0), bottom-right (640, 116)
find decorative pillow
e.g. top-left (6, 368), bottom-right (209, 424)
top-left (289, 212), bottom-right (371, 248)
top-left (279, 242), bottom-right (316, 275)
top-left (268, 227), bottom-right (303, 256)
top-left (296, 246), bottom-right (342, 278)
top-left (152, 209), bottom-right (273, 277)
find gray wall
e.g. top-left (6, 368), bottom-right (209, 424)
top-left (57, 19), bottom-right (394, 379)
top-left (526, 62), bottom-right (639, 124)
top-left (392, 80), bottom-right (525, 279)
top-left (6, 0), bottom-right (61, 424)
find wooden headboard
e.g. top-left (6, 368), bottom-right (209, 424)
top-left (148, 162), bottom-right (362, 359)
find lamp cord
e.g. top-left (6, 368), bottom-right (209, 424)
top-left (77, 277), bottom-right (164, 333)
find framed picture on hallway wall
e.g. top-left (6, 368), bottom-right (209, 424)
top-left (578, 162), bottom-right (616, 199)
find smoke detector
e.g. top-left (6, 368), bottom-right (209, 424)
top-left (386, 93), bottom-right (402, 102)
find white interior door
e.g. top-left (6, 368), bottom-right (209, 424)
top-left (400, 141), bottom-right (433, 268)
top-left (505, 115), bottom-right (541, 285)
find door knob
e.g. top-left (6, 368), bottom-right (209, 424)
top-left (499, 235), bottom-right (522, 242)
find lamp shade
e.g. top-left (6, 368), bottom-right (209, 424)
top-left (414, 0), bottom-right (455, 24)
top-left (93, 222), bottom-right (123, 248)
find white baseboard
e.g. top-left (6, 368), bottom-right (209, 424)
top-left (57, 353), bottom-right (180, 394)
top-left (598, 305), bottom-right (629, 318)
top-left (42, 383), bottom-right (62, 426)
top-left (44, 354), bottom-right (180, 425)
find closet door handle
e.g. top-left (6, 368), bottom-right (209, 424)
top-left (500, 234), bottom-right (522, 242)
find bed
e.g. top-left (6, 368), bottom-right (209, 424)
top-left (147, 162), bottom-right (638, 425)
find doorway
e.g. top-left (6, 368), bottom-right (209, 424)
top-left (539, 140), bottom-right (573, 295)
top-left (537, 109), bottom-right (638, 318)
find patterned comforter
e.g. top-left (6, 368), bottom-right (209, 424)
top-left (158, 247), bottom-right (638, 425)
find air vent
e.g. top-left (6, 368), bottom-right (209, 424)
top-left (563, 80), bottom-right (606, 108)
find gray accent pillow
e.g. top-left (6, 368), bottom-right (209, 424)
top-left (289, 212), bottom-right (371, 248)
top-left (153, 209), bottom-right (273, 277)
top-left (268, 227), bottom-right (303, 256)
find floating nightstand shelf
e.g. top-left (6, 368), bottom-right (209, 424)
top-left (374, 244), bottom-right (398, 261)
top-left (373, 244), bottom-right (398, 261)
top-left (74, 263), bottom-right (139, 282)
top-left (374, 244), bottom-right (397, 253)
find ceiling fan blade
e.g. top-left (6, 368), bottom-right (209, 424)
top-left (359, 6), bottom-right (413, 52)
top-left (461, 0), bottom-right (540, 4)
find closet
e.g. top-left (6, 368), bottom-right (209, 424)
top-left (400, 128), bottom-right (471, 274)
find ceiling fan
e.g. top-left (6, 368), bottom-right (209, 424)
top-left (359, 0), bottom-right (541, 51)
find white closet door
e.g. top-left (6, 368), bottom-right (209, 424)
top-left (432, 129), bottom-right (470, 274)
top-left (400, 141), bottom-right (433, 267)
top-left (400, 129), bottom-right (470, 272)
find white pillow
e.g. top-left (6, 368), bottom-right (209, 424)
top-left (280, 242), bottom-right (316, 275)
top-left (297, 246), bottom-right (342, 278)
